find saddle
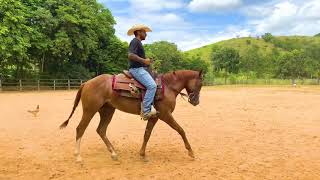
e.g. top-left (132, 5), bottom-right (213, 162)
top-left (112, 70), bottom-right (164, 100)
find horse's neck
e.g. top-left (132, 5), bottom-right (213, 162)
top-left (163, 70), bottom-right (197, 95)
top-left (164, 75), bottom-right (187, 95)
top-left (169, 80), bottom-right (186, 95)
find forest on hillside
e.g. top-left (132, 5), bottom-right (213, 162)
top-left (0, 0), bottom-right (206, 80)
top-left (186, 33), bottom-right (320, 83)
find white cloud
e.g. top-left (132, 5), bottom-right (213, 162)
top-left (188, 0), bottom-right (242, 12)
top-left (298, 0), bottom-right (320, 19)
top-left (252, 1), bottom-right (298, 34)
top-left (138, 13), bottom-right (186, 26)
top-left (114, 13), bottom-right (187, 42)
top-left (242, 2), bottom-right (276, 17)
top-left (115, 14), bottom-right (252, 51)
top-left (128, 0), bottom-right (185, 12)
top-left (110, 0), bottom-right (320, 51)
top-left (104, 0), bottom-right (251, 51)
top-left (177, 27), bottom-right (251, 51)
top-left (250, 0), bottom-right (320, 36)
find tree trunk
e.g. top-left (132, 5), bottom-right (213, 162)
top-left (224, 71), bottom-right (227, 85)
top-left (41, 53), bottom-right (45, 73)
top-left (15, 59), bottom-right (20, 79)
top-left (21, 63), bottom-right (24, 79)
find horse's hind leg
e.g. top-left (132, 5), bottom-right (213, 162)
top-left (97, 104), bottom-right (117, 160)
top-left (75, 110), bottom-right (96, 162)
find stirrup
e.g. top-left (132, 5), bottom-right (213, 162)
top-left (140, 106), bottom-right (158, 121)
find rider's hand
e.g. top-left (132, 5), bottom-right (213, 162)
top-left (144, 58), bottom-right (151, 65)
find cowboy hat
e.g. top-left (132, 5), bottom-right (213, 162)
top-left (127, 24), bottom-right (152, 36)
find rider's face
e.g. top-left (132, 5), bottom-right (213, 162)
top-left (139, 30), bottom-right (147, 40)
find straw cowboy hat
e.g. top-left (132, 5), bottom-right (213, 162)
top-left (127, 24), bottom-right (152, 36)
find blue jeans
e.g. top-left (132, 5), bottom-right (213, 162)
top-left (129, 67), bottom-right (157, 114)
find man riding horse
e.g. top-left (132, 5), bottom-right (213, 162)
top-left (127, 24), bottom-right (157, 120)
top-left (60, 24), bottom-right (204, 162)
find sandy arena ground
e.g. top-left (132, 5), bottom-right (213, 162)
top-left (0, 86), bottom-right (320, 180)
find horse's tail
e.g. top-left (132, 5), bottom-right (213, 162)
top-left (59, 83), bottom-right (85, 129)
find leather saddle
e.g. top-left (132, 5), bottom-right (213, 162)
top-left (112, 70), bottom-right (164, 100)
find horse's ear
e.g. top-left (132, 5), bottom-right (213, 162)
top-left (172, 71), bottom-right (178, 80)
top-left (199, 70), bottom-right (203, 78)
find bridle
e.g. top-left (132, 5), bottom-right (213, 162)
top-left (187, 87), bottom-right (200, 104)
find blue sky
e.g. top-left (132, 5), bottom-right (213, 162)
top-left (98, 0), bottom-right (320, 51)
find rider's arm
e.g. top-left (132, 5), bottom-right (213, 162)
top-left (128, 53), bottom-right (146, 64)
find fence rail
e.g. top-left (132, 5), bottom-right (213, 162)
top-left (0, 79), bottom-right (86, 91)
top-left (0, 78), bottom-right (319, 92)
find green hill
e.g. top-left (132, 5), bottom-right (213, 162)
top-left (185, 36), bottom-right (320, 63)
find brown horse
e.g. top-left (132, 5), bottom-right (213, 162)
top-left (60, 70), bottom-right (203, 162)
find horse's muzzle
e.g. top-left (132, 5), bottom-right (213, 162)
top-left (190, 100), bottom-right (199, 106)
top-left (188, 92), bottom-right (199, 106)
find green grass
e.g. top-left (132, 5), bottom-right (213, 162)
top-left (203, 78), bottom-right (320, 86)
top-left (184, 36), bottom-right (320, 63)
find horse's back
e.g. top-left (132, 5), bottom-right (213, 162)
top-left (80, 74), bottom-right (114, 106)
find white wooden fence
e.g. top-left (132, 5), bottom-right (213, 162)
top-left (0, 79), bottom-right (86, 91)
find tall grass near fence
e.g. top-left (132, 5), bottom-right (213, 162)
top-left (203, 77), bottom-right (320, 86)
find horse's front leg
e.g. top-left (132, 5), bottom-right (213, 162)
top-left (140, 118), bottom-right (158, 160)
top-left (162, 113), bottom-right (195, 158)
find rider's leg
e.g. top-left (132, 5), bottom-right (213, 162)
top-left (129, 67), bottom-right (156, 115)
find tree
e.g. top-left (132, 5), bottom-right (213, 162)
top-left (212, 46), bottom-right (240, 83)
top-left (240, 45), bottom-right (270, 78)
top-left (87, 37), bottom-right (128, 76)
top-left (0, 0), bottom-right (126, 79)
top-left (305, 58), bottom-right (320, 83)
top-left (276, 49), bottom-right (307, 84)
top-left (144, 41), bottom-right (208, 75)
top-left (181, 55), bottom-right (209, 73)
top-left (0, 0), bottom-right (33, 79)
top-left (262, 33), bottom-right (273, 42)
top-left (144, 41), bottom-right (183, 73)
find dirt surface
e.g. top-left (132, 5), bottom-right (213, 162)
top-left (0, 86), bottom-right (320, 180)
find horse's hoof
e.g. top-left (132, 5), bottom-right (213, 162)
top-left (188, 151), bottom-right (195, 159)
top-left (140, 156), bottom-right (149, 162)
top-left (139, 151), bottom-right (145, 157)
top-left (111, 154), bottom-right (118, 161)
top-left (76, 156), bottom-right (82, 162)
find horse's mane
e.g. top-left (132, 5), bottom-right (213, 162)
top-left (162, 70), bottom-right (199, 83)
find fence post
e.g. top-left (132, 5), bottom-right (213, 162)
top-left (19, 80), bottom-right (22, 91)
top-left (54, 80), bottom-right (56, 91)
top-left (80, 79), bottom-right (83, 85)
top-left (68, 79), bottom-right (70, 90)
top-left (0, 79), bottom-right (2, 92)
top-left (37, 80), bottom-right (40, 91)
